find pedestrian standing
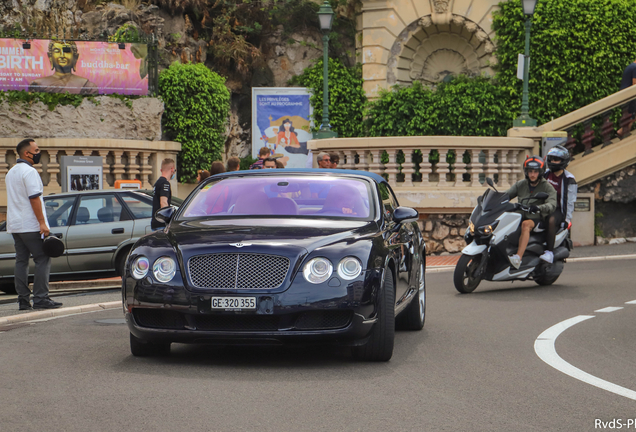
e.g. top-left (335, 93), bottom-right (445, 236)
top-left (6, 139), bottom-right (62, 310)
top-left (618, 59), bottom-right (636, 137)
top-left (151, 158), bottom-right (175, 231)
top-left (210, 161), bottom-right (226, 175)
top-left (330, 153), bottom-right (340, 169)
top-left (317, 152), bottom-right (331, 168)
top-left (250, 147), bottom-right (271, 170)
top-left (227, 156), bottom-right (240, 172)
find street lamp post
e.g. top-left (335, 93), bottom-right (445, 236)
top-left (513, 0), bottom-right (538, 127)
top-left (315, 1), bottom-right (338, 139)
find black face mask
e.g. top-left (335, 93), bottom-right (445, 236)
top-left (30, 151), bottom-right (42, 164)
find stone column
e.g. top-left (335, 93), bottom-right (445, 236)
top-left (483, 149), bottom-right (498, 184)
top-left (47, 150), bottom-right (61, 188)
top-left (95, 150), bottom-right (111, 187)
top-left (138, 151), bottom-right (153, 188)
top-left (468, 149), bottom-right (482, 188)
top-left (357, 150), bottom-right (370, 172)
top-left (342, 150), bottom-right (356, 170)
top-left (112, 150), bottom-right (126, 182)
top-left (497, 149), bottom-right (512, 188)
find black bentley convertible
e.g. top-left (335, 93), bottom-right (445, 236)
top-left (122, 169), bottom-right (426, 361)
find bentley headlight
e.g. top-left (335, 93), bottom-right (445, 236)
top-left (131, 256), bottom-right (150, 280)
top-left (338, 257), bottom-right (362, 280)
top-left (303, 257), bottom-right (333, 284)
top-left (153, 256), bottom-right (176, 283)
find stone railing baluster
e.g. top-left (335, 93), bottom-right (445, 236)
top-left (138, 151), bottom-right (153, 188)
top-left (96, 150), bottom-right (111, 187)
top-left (47, 150), bottom-right (61, 189)
top-left (484, 149), bottom-right (498, 184)
top-left (384, 149), bottom-right (399, 186)
top-left (468, 149), bottom-right (482, 188)
top-left (418, 149), bottom-right (432, 187)
top-left (401, 150), bottom-right (414, 187)
top-left (511, 150), bottom-right (524, 183)
top-left (368, 150), bottom-right (385, 177)
top-left (453, 149), bottom-right (467, 187)
top-left (357, 150), bottom-right (370, 172)
top-left (436, 149), bottom-right (449, 187)
top-left (0, 149), bottom-right (11, 189)
top-left (112, 150), bottom-right (126, 181)
top-left (343, 150), bottom-right (356, 170)
top-left (497, 149), bottom-right (511, 188)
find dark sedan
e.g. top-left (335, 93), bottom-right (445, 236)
top-left (123, 169), bottom-right (426, 361)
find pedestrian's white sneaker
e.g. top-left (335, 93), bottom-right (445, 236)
top-left (539, 250), bottom-right (554, 263)
top-left (509, 254), bottom-right (521, 269)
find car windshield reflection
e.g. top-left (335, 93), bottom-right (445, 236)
top-left (181, 176), bottom-right (373, 220)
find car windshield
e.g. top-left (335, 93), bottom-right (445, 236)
top-left (180, 175), bottom-right (373, 220)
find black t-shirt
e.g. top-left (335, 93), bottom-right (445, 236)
top-left (620, 63), bottom-right (636, 90)
top-left (151, 176), bottom-right (172, 229)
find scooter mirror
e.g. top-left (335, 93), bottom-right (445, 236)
top-left (486, 177), bottom-right (494, 188)
top-left (534, 192), bottom-right (549, 200)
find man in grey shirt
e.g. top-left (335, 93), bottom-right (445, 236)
top-left (6, 139), bottom-right (62, 310)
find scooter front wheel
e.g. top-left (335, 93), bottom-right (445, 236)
top-left (454, 254), bottom-right (483, 294)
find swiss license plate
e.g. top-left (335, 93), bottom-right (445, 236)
top-left (211, 296), bottom-right (256, 310)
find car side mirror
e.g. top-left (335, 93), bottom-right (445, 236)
top-left (393, 206), bottom-right (419, 224)
top-left (155, 206), bottom-right (177, 225)
top-left (534, 192), bottom-right (549, 200)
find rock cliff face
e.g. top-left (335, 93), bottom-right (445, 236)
top-left (0, 96), bottom-right (163, 141)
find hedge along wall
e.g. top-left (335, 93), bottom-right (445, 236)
top-left (493, 0), bottom-right (636, 125)
top-left (159, 62), bottom-right (231, 183)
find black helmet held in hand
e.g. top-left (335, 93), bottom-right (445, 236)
top-left (523, 155), bottom-right (545, 181)
top-left (43, 235), bottom-right (65, 258)
top-left (546, 145), bottom-right (570, 171)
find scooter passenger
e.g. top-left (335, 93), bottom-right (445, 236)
top-left (505, 155), bottom-right (557, 269)
top-left (541, 145), bottom-right (577, 264)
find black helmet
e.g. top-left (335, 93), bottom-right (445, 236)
top-left (523, 155), bottom-right (545, 180)
top-left (43, 236), bottom-right (65, 258)
top-left (546, 145), bottom-right (570, 171)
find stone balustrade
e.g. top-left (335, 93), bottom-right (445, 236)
top-left (308, 136), bottom-right (535, 212)
top-left (0, 138), bottom-right (181, 207)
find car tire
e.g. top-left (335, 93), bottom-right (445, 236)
top-left (353, 270), bottom-right (395, 362)
top-left (129, 333), bottom-right (171, 357)
top-left (396, 263), bottom-right (425, 331)
top-left (116, 248), bottom-right (131, 277)
top-left (0, 281), bottom-right (16, 295)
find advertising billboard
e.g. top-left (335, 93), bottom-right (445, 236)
top-left (0, 38), bottom-right (148, 95)
top-left (252, 87), bottom-right (313, 168)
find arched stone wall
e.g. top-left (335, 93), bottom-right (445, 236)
top-left (359, 0), bottom-right (500, 98)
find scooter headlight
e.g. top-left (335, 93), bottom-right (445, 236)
top-left (477, 220), bottom-right (500, 236)
top-left (469, 221), bottom-right (475, 234)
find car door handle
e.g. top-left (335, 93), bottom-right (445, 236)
top-left (52, 233), bottom-right (63, 239)
top-left (111, 228), bottom-right (125, 234)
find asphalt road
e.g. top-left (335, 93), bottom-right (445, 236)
top-left (0, 259), bottom-right (634, 432)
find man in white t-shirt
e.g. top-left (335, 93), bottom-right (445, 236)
top-left (6, 139), bottom-right (62, 310)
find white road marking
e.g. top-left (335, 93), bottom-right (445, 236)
top-left (625, 300), bottom-right (636, 304)
top-left (595, 306), bottom-right (624, 313)
top-left (535, 315), bottom-right (636, 401)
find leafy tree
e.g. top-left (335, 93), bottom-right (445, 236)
top-left (292, 58), bottom-right (366, 137)
top-left (159, 62), bottom-right (230, 183)
top-left (493, 0), bottom-right (636, 124)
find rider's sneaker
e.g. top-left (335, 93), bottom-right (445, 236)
top-left (539, 250), bottom-right (554, 263)
top-left (509, 254), bottom-right (521, 269)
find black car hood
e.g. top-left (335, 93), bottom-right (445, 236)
top-left (166, 218), bottom-right (378, 257)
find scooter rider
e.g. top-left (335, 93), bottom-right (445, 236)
top-left (541, 145), bottom-right (577, 264)
top-left (505, 155), bottom-right (557, 269)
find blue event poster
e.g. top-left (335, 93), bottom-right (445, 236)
top-left (252, 88), bottom-right (313, 168)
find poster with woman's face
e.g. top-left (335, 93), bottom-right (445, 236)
top-left (252, 88), bottom-right (313, 168)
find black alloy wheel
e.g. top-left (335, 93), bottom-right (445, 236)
top-left (453, 254), bottom-right (483, 294)
top-left (353, 270), bottom-right (395, 362)
top-left (129, 333), bottom-right (171, 357)
top-left (396, 263), bottom-right (426, 330)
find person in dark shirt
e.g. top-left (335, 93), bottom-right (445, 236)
top-left (618, 60), bottom-right (636, 137)
top-left (151, 158), bottom-right (175, 230)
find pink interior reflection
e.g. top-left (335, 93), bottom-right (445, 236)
top-left (182, 176), bottom-right (372, 219)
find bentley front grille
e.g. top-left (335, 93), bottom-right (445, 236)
top-left (188, 253), bottom-right (290, 289)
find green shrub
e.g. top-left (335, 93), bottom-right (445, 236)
top-left (159, 62), bottom-right (231, 183)
top-left (493, 0), bottom-right (636, 124)
top-left (367, 77), bottom-right (514, 137)
top-left (291, 58), bottom-right (366, 138)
